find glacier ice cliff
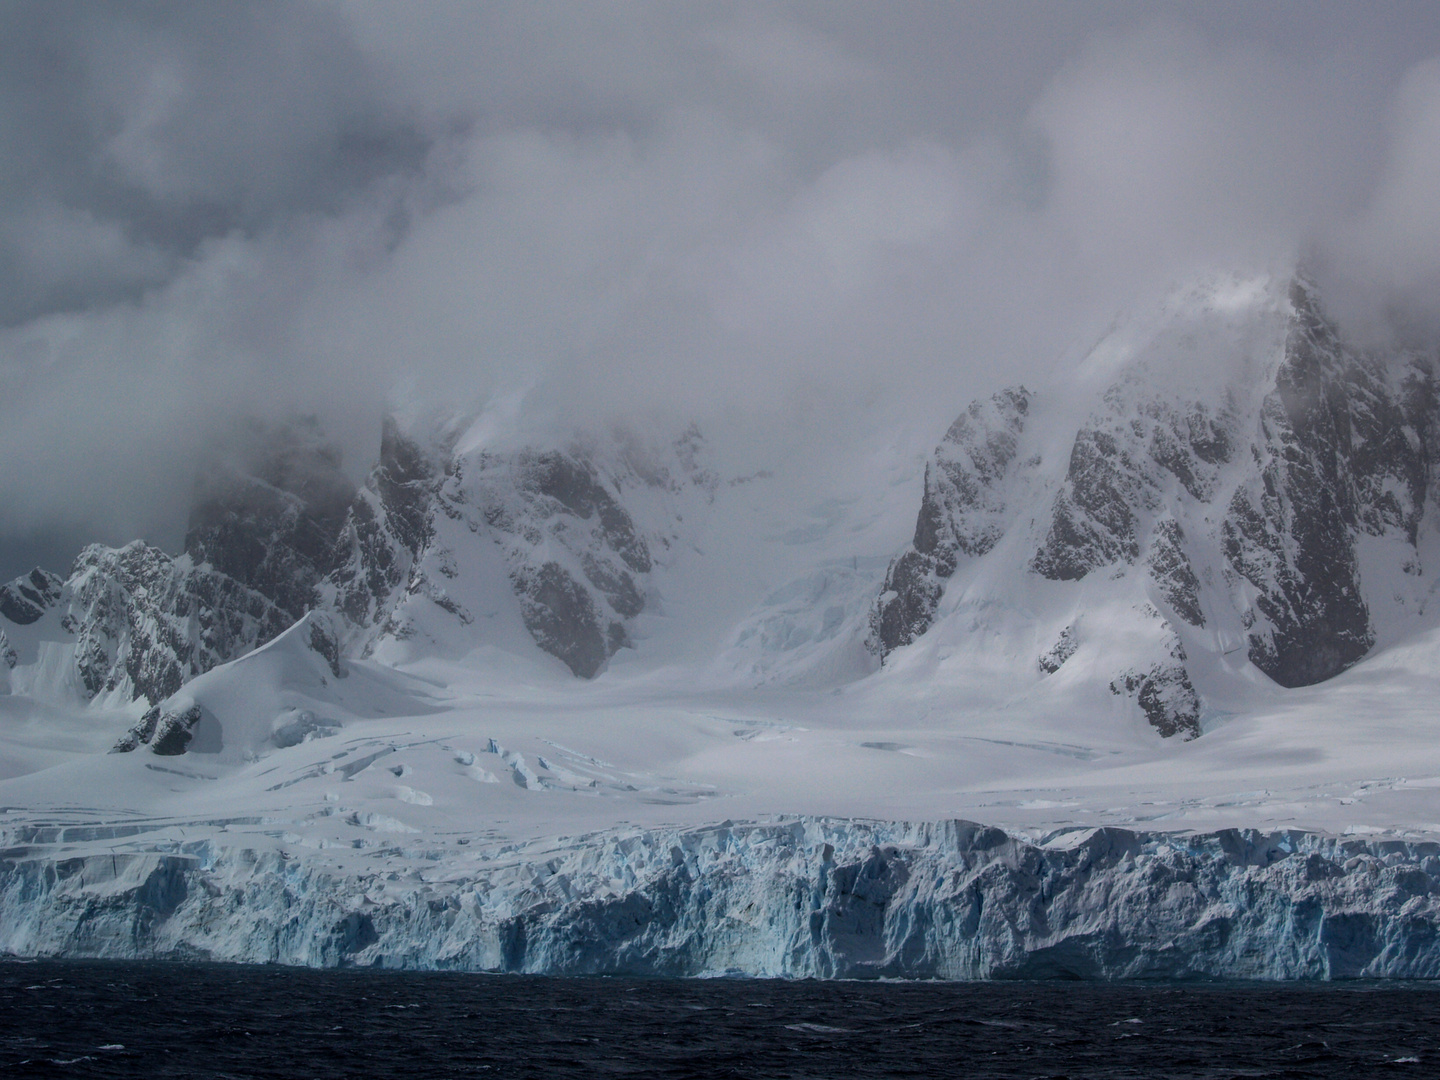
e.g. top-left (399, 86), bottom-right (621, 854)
top-left (5, 818), bottom-right (1440, 980)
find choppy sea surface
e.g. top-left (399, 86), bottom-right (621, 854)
top-left (2, 960), bottom-right (1438, 1078)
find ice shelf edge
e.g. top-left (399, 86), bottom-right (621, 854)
top-left (3, 817), bottom-right (1439, 980)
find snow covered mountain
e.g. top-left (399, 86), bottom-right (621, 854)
top-left (6, 271), bottom-right (1440, 728)
top-left (0, 543), bottom-right (293, 706)
top-left (873, 274), bottom-right (1440, 739)
top-left (0, 414), bottom-right (716, 702)
top-left (324, 418), bottom-right (716, 677)
top-left (6, 270), bottom-right (1438, 736)
top-left (8, 270), bottom-right (1440, 978)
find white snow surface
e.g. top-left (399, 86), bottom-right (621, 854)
top-left (5, 273), bottom-right (1440, 975)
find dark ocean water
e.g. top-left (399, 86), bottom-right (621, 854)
top-left (1, 960), bottom-right (1438, 1079)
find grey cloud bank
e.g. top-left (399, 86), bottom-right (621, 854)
top-left (3, 0), bottom-right (1440, 576)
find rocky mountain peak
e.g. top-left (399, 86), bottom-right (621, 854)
top-left (59, 540), bottom-right (291, 704)
top-left (871, 272), bottom-right (1440, 737)
top-left (323, 416), bottom-right (447, 633)
top-left (185, 417), bottom-right (357, 620)
top-left (0, 567), bottom-right (63, 626)
top-left (471, 444), bottom-right (662, 677)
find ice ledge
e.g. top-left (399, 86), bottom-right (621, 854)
top-left (4, 818), bottom-right (1440, 980)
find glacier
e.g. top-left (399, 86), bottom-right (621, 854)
top-left (6, 817), bottom-right (1440, 979)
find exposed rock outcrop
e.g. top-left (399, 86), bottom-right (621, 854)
top-left (0, 629), bottom-right (14, 693)
top-left (1147, 518), bottom-right (1205, 628)
top-left (1217, 279), bottom-right (1433, 687)
top-left (1108, 609), bottom-right (1202, 740)
top-left (0, 568), bottom-right (63, 626)
top-left (0, 412), bottom-right (710, 698)
top-left (324, 418), bottom-right (446, 632)
top-left (111, 703), bottom-right (205, 755)
top-left (61, 543), bottom-right (293, 705)
top-left (323, 424), bottom-right (693, 677)
top-left (475, 448), bottom-right (653, 677)
top-left (1038, 624), bottom-right (1078, 674)
top-left (871, 388), bottom-right (1033, 655)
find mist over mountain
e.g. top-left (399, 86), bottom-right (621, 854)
top-left (4, 2), bottom-right (1440, 578)
top-left (5, 268), bottom-right (1437, 738)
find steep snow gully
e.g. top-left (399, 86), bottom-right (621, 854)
top-left (7, 272), bottom-right (1440, 978)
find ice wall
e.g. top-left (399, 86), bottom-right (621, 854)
top-left (4, 818), bottom-right (1440, 980)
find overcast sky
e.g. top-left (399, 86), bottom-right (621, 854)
top-left (3, 0), bottom-right (1440, 578)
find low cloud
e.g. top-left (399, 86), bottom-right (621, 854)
top-left (3, 2), bottom-right (1440, 574)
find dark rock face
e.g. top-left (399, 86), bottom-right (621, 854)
top-left (6, 413), bottom-right (696, 701)
top-left (1147, 519), bottom-right (1204, 628)
top-left (372, 417), bottom-right (438, 557)
top-left (1031, 393), bottom-right (1236, 583)
top-left (511, 561), bottom-right (610, 678)
top-left (527, 452), bottom-right (652, 576)
top-left (64, 542), bottom-right (291, 705)
top-left (1032, 425), bottom-right (1144, 581)
top-left (474, 447), bottom-right (656, 677)
top-left (1109, 611), bottom-right (1202, 740)
top-left (1220, 280), bottom-right (1432, 687)
top-left (185, 418), bottom-right (357, 620)
top-left (325, 423), bottom-right (685, 677)
top-left (1, 419), bottom-right (358, 706)
top-left (324, 422), bottom-right (691, 676)
top-left (1030, 279), bottom-right (1431, 691)
top-left (1038, 625), bottom-right (1078, 674)
top-left (320, 420), bottom-right (710, 676)
top-left (306, 612), bottom-right (347, 681)
top-left (150, 705), bottom-right (205, 755)
top-left (110, 705), bottom-right (160, 753)
top-left (876, 274), bottom-right (1440, 736)
top-left (871, 388), bottom-right (1032, 656)
top-left (326, 419), bottom-right (444, 631)
top-left (111, 703), bottom-right (204, 755)
top-left (0, 568), bottom-right (63, 625)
